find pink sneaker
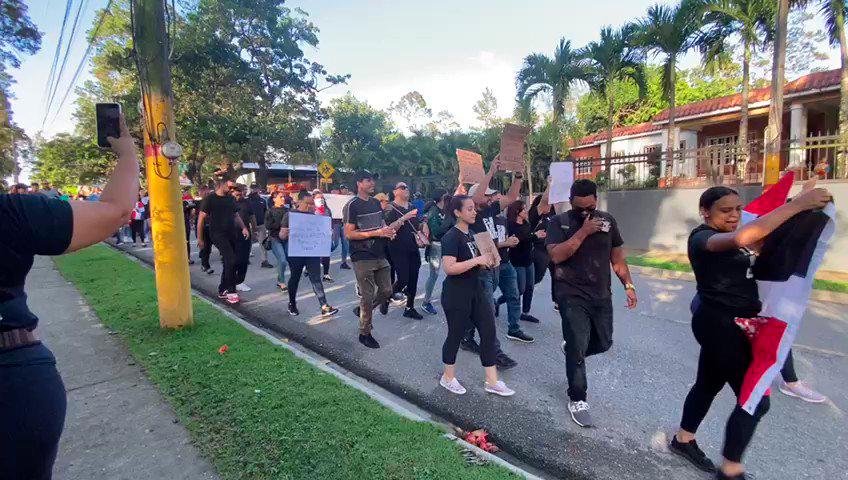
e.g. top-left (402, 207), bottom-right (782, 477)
top-left (439, 376), bottom-right (466, 395)
top-left (484, 380), bottom-right (515, 397)
top-left (226, 293), bottom-right (240, 304)
top-left (779, 381), bottom-right (827, 403)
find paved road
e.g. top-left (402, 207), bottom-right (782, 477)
top-left (115, 238), bottom-right (847, 480)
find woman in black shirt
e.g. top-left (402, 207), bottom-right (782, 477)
top-left (439, 196), bottom-right (514, 397)
top-left (1, 115), bottom-right (139, 479)
top-left (499, 200), bottom-right (542, 323)
top-left (264, 191), bottom-right (289, 291)
top-left (670, 184), bottom-right (831, 480)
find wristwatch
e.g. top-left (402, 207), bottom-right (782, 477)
top-left (624, 283), bottom-right (636, 292)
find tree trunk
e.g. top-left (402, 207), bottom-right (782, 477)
top-left (257, 158), bottom-right (269, 189)
top-left (667, 60), bottom-right (678, 180)
top-left (526, 141), bottom-right (534, 199)
top-left (605, 83), bottom-right (615, 174)
top-left (764, 0), bottom-right (789, 186)
top-left (837, 2), bottom-right (848, 178)
top-left (738, 39), bottom-right (751, 182)
top-left (551, 105), bottom-right (559, 164)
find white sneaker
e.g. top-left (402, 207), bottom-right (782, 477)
top-left (779, 381), bottom-right (827, 403)
top-left (484, 380), bottom-right (515, 397)
top-left (236, 283), bottom-right (251, 292)
top-left (439, 376), bottom-right (467, 395)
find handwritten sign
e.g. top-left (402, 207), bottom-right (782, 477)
top-left (548, 161), bottom-right (575, 205)
top-left (498, 123), bottom-right (531, 172)
top-left (457, 149), bottom-right (486, 185)
top-left (322, 193), bottom-right (354, 220)
top-left (473, 231), bottom-right (500, 267)
top-left (287, 212), bottom-right (332, 257)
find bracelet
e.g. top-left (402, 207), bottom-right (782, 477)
top-left (624, 283), bottom-right (636, 292)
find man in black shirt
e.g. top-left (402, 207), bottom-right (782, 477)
top-left (197, 179), bottom-right (250, 304)
top-left (343, 170), bottom-right (400, 349)
top-left (231, 184), bottom-right (255, 292)
top-left (385, 181), bottom-right (425, 320)
top-left (546, 179), bottom-right (637, 428)
top-left (248, 184), bottom-right (273, 269)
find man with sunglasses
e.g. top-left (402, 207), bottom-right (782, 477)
top-left (385, 182), bottom-right (425, 320)
top-left (546, 179), bottom-right (637, 428)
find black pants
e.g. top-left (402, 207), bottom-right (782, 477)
top-left (287, 256), bottom-right (327, 307)
top-left (234, 236), bottom-right (251, 286)
top-left (781, 349), bottom-right (798, 383)
top-left (321, 257), bottom-right (330, 276)
top-left (185, 217), bottom-right (192, 259)
top-left (130, 219), bottom-right (145, 243)
top-left (679, 301), bottom-right (771, 463)
top-left (442, 278), bottom-right (497, 367)
top-left (557, 296), bottom-right (614, 402)
top-left (210, 229), bottom-right (238, 295)
top-left (390, 248), bottom-right (421, 309)
top-left (198, 225), bottom-right (212, 270)
top-left (0, 344), bottom-right (67, 480)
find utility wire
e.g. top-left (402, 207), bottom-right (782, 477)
top-left (41, 0), bottom-right (75, 128)
top-left (44, 0), bottom-right (91, 123)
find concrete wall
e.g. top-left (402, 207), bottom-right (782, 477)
top-left (597, 182), bottom-right (848, 272)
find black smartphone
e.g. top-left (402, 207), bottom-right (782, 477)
top-left (95, 103), bottom-right (121, 148)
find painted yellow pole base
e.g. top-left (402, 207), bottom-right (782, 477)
top-left (763, 152), bottom-right (781, 187)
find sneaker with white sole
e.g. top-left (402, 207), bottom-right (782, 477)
top-left (560, 340), bottom-right (567, 355)
top-left (484, 380), bottom-right (515, 397)
top-left (226, 293), bottom-right (240, 304)
top-left (236, 283), bottom-right (251, 292)
top-left (390, 292), bottom-right (406, 305)
top-left (779, 381), bottom-right (827, 403)
top-left (568, 400), bottom-right (593, 427)
top-left (439, 376), bottom-right (467, 395)
top-left (321, 305), bottom-right (339, 317)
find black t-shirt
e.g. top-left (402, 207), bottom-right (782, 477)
top-left (248, 193), bottom-right (267, 226)
top-left (470, 200), bottom-right (509, 264)
top-left (343, 196), bottom-right (387, 262)
top-left (235, 198), bottom-right (253, 229)
top-left (1, 194), bottom-right (73, 331)
top-left (688, 225), bottom-right (760, 313)
top-left (545, 210), bottom-right (623, 300)
top-left (508, 220), bottom-right (533, 267)
top-left (200, 193), bottom-right (237, 233)
top-left (385, 202), bottom-right (420, 253)
top-left (440, 226), bottom-right (481, 285)
top-left (530, 207), bottom-right (555, 249)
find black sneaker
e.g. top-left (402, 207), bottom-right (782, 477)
top-left (459, 337), bottom-right (480, 353)
top-left (495, 352), bottom-right (517, 370)
top-left (202, 267), bottom-right (215, 275)
top-left (261, 261), bottom-right (274, 269)
top-left (568, 401), bottom-right (594, 427)
top-left (379, 301), bottom-right (389, 315)
top-left (322, 274), bottom-right (334, 283)
top-left (670, 436), bottom-right (717, 473)
top-left (353, 306), bottom-right (361, 318)
top-left (288, 303), bottom-right (299, 316)
top-left (506, 330), bottom-right (535, 343)
top-left (340, 262), bottom-right (351, 270)
top-left (359, 333), bottom-right (380, 349)
top-left (520, 313), bottom-right (540, 323)
top-left (403, 307), bottom-right (424, 320)
top-left (321, 305), bottom-right (339, 317)
top-left (716, 471), bottom-right (748, 480)
top-left (188, 259), bottom-right (195, 265)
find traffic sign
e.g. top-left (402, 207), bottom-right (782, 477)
top-left (318, 161), bottom-right (335, 179)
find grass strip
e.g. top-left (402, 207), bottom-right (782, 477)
top-left (54, 245), bottom-right (516, 480)
top-left (626, 255), bottom-right (848, 294)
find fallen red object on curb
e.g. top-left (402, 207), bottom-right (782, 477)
top-left (218, 345), bottom-right (229, 354)
top-left (462, 429), bottom-right (499, 453)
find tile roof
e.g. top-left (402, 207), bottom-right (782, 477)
top-left (573, 121), bottom-right (662, 147)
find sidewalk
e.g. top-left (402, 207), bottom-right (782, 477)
top-left (27, 256), bottom-right (219, 480)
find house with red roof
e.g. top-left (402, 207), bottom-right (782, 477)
top-left (569, 69), bottom-right (841, 186)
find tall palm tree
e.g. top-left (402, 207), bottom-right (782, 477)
top-left (764, 0), bottom-right (790, 185)
top-left (818, 0), bottom-right (848, 176)
top-left (635, 0), bottom-right (705, 177)
top-left (582, 25), bottom-right (647, 172)
top-left (699, 0), bottom-right (776, 179)
top-left (516, 38), bottom-right (585, 164)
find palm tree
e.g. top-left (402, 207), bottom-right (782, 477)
top-left (764, 0), bottom-right (790, 185)
top-left (516, 38), bottom-right (585, 164)
top-left (817, 0), bottom-right (848, 176)
top-left (582, 25), bottom-right (647, 173)
top-left (635, 0), bottom-right (705, 178)
top-left (699, 0), bottom-right (776, 179)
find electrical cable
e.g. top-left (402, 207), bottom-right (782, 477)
top-left (41, 0), bottom-right (75, 128)
top-left (43, 0), bottom-right (91, 124)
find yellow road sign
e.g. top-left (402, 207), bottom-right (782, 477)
top-left (318, 160), bottom-right (335, 179)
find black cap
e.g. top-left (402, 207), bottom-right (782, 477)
top-left (355, 169), bottom-right (377, 182)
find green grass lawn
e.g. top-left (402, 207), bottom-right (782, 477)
top-left (626, 255), bottom-right (848, 294)
top-left (54, 246), bottom-right (516, 480)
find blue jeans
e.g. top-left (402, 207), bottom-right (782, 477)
top-left (513, 264), bottom-right (535, 314)
top-left (495, 262), bottom-right (521, 334)
top-left (423, 242), bottom-right (441, 304)
top-left (338, 225), bottom-right (350, 262)
top-left (269, 237), bottom-right (288, 284)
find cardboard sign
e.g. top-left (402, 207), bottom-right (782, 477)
top-left (457, 149), bottom-right (486, 185)
top-left (473, 231), bottom-right (501, 267)
top-left (549, 161), bottom-right (575, 205)
top-left (287, 212), bottom-right (332, 257)
top-left (498, 123), bottom-right (531, 172)
top-left (322, 193), bottom-right (354, 220)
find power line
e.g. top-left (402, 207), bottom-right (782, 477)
top-left (46, 0), bottom-right (115, 129)
top-left (44, 0), bottom-right (91, 123)
top-left (41, 0), bottom-right (75, 128)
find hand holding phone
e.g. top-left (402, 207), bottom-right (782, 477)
top-left (96, 103), bottom-right (122, 148)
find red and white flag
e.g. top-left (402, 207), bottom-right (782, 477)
top-left (736, 172), bottom-right (836, 414)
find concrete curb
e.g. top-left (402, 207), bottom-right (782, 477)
top-left (630, 265), bottom-right (848, 305)
top-left (106, 244), bottom-right (548, 480)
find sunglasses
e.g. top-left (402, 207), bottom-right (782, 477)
top-left (395, 185), bottom-right (409, 190)
top-left (572, 205), bottom-right (596, 216)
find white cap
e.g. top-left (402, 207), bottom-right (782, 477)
top-left (468, 183), bottom-right (497, 197)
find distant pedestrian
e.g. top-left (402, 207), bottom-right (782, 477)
top-left (196, 185), bottom-right (214, 275)
top-left (265, 191), bottom-right (290, 291)
top-left (422, 190), bottom-right (452, 315)
top-left (231, 184), bottom-right (255, 292)
top-left (386, 182), bottom-right (427, 320)
top-left (248, 184), bottom-right (273, 269)
top-left (130, 194), bottom-right (147, 247)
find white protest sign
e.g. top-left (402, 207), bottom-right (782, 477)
top-left (549, 162), bottom-right (575, 205)
top-left (322, 193), bottom-right (354, 220)
top-left (287, 212), bottom-right (332, 257)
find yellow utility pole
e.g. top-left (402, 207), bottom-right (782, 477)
top-left (133, 0), bottom-right (193, 328)
top-left (763, 0), bottom-right (789, 186)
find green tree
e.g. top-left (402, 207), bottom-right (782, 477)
top-left (635, 0), bottom-right (705, 170)
top-left (473, 87), bottom-right (502, 129)
top-left (581, 25), bottom-right (647, 169)
top-left (324, 93), bottom-right (391, 172)
top-left (388, 91), bottom-right (432, 134)
top-left (32, 134), bottom-right (115, 188)
top-left (516, 38), bottom-right (585, 163)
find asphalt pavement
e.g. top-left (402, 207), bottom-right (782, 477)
top-left (113, 237), bottom-right (847, 480)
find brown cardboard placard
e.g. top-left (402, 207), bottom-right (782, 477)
top-left (457, 149), bottom-right (486, 185)
top-left (498, 123), bottom-right (531, 172)
top-left (473, 231), bottom-right (500, 268)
